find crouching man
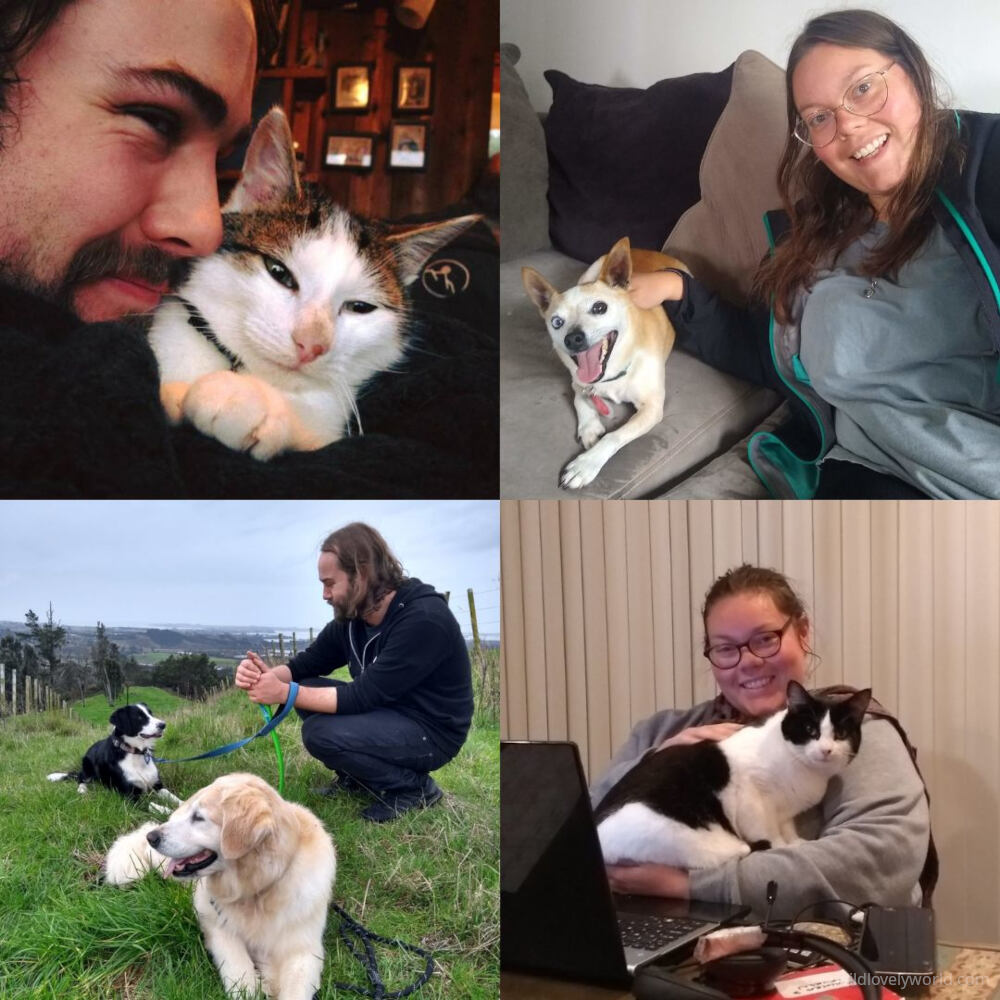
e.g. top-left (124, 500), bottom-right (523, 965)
top-left (236, 522), bottom-right (473, 822)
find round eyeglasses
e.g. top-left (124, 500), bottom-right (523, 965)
top-left (793, 63), bottom-right (895, 148)
top-left (704, 617), bottom-right (796, 670)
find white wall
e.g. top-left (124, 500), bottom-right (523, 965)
top-left (501, 0), bottom-right (1000, 113)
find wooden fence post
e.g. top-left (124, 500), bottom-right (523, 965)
top-left (0, 663), bottom-right (5, 714)
top-left (467, 588), bottom-right (482, 660)
top-left (12, 668), bottom-right (17, 716)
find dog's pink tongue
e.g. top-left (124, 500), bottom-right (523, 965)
top-left (165, 858), bottom-right (179, 877)
top-left (575, 340), bottom-right (604, 384)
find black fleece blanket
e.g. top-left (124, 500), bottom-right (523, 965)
top-left (0, 221), bottom-right (497, 499)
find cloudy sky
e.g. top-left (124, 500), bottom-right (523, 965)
top-left (0, 501), bottom-right (500, 640)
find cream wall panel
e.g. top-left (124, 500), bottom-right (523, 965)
top-left (500, 499), bottom-right (1000, 945)
top-left (840, 501), bottom-right (872, 691)
top-left (869, 502), bottom-right (899, 714)
top-left (964, 503), bottom-right (1000, 942)
top-left (539, 501), bottom-right (568, 739)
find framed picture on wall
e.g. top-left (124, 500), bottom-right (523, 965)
top-left (330, 62), bottom-right (374, 113)
top-left (388, 121), bottom-right (428, 171)
top-left (324, 132), bottom-right (376, 171)
top-left (393, 64), bottom-right (434, 113)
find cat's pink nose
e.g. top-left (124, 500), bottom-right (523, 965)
top-left (296, 342), bottom-right (327, 364)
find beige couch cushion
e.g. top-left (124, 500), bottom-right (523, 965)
top-left (664, 49), bottom-right (788, 304)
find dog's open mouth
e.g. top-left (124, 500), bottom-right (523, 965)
top-left (573, 331), bottom-right (618, 384)
top-left (165, 850), bottom-right (217, 878)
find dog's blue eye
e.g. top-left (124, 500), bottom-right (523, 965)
top-left (590, 301), bottom-right (607, 315)
top-left (551, 316), bottom-right (564, 329)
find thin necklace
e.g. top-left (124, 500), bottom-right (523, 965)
top-left (863, 278), bottom-right (879, 299)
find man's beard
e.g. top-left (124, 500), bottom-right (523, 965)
top-left (0, 233), bottom-right (189, 317)
top-left (329, 583), bottom-right (373, 623)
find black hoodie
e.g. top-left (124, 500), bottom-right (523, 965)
top-left (286, 577), bottom-right (474, 757)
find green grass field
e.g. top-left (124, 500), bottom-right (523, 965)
top-left (0, 689), bottom-right (499, 999)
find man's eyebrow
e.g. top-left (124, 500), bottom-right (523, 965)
top-left (112, 65), bottom-right (230, 129)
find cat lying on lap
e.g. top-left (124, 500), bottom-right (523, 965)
top-left (149, 107), bottom-right (477, 460)
top-left (594, 681), bottom-right (871, 869)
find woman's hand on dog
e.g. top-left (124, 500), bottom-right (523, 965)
top-left (628, 270), bottom-right (684, 310)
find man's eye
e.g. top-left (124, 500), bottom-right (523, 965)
top-left (123, 105), bottom-right (181, 142)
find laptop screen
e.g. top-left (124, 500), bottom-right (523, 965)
top-left (501, 740), bottom-right (632, 986)
top-left (501, 740), bottom-right (749, 987)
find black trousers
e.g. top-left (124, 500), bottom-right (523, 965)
top-left (815, 459), bottom-right (930, 499)
top-left (295, 677), bottom-right (453, 797)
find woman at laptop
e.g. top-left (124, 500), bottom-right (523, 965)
top-left (590, 565), bottom-right (934, 918)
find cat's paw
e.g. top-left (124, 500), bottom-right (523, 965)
top-left (183, 371), bottom-right (293, 460)
top-left (160, 381), bottom-right (191, 425)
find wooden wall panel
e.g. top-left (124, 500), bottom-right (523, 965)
top-left (500, 499), bottom-right (1000, 945)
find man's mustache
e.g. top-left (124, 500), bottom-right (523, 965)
top-left (61, 234), bottom-right (192, 293)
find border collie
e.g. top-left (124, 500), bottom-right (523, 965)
top-left (47, 703), bottom-right (182, 814)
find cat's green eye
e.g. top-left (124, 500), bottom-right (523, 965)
top-left (262, 255), bottom-right (298, 292)
top-left (344, 301), bottom-right (377, 314)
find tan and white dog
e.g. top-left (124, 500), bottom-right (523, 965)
top-left (103, 773), bottom-right (335, 1000)
top-left (523, 237), bottom-right (688, 489)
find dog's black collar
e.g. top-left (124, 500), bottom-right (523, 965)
top-left (169, 294), bottom-right (245, 372)
top-left (112, 736), bottom-right (153, 763)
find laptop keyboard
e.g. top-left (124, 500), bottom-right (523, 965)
top-left (618, 914), bottom-right (707, 951)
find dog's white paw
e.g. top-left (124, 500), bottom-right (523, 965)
top-left (578, 420), bottom-right (605, 450)
top-left (560, 450), bottom-right (606, 489)
top-left (148, 802), bottom-right (172, 816)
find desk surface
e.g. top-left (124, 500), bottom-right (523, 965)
top-left (501, 944), bottom-right (1000, 1000)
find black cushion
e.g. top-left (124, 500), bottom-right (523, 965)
top-left (543, 64), bottom-right (734, 262)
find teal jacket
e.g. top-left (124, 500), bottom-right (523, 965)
top-left (666, 110), bottom-right (1000, 498)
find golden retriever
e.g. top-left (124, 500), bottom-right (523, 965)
top-left (103, 772), bottom-right (336, 1000)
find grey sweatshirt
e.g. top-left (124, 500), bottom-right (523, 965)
top-left (589, 701), bottom-right (929, 919)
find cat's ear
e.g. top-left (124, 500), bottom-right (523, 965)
top-left (785, 679), bottom-right (811, 710)
top-left (386, 214), bottom-right (481, 285)
top-left (842, 687), bottom-right (872, 724)
top-left (224, 106), bottom-right (301, 214)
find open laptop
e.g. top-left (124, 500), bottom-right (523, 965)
top-left (501, 740), bottom-right (749, 988)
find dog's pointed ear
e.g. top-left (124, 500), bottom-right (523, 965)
top-left (109, 707), bottom-right (129, 729)
top-left (219, 786), bottom-right (277, 860)
top-left (600, 237), bottom-right (633, 289)
top-left (522, 266), bottom-right (558, 315)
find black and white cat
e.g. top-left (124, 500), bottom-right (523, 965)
top-left (148, 107), bottom-right (477, 460)
top-left (594, 681), bottom-right (871, 869)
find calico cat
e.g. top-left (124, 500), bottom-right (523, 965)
top-left (594, 681), bottom-right (871, 869)
top-left (148, 107), bottom-right (477, 460)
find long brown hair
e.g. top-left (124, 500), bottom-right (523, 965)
top-left (320, 523), bottom-right (406, 619)
top-left (753, 9), bottom-right (964, 324)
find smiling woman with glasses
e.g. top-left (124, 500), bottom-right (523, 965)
top-left (588, 563), bottom-right (936, 920)
top-left (629, 9), bottom-right (1000, 501)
